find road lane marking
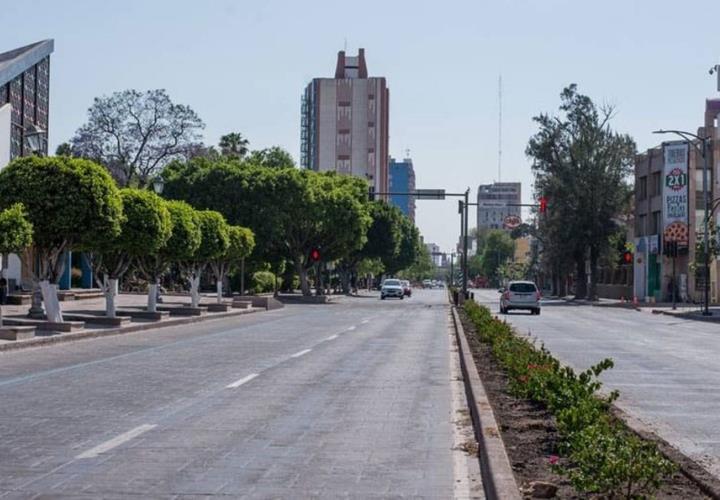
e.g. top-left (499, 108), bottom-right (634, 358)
top-left (76, 424), bottom-right (156, 459)
top-left (290, 348), bottom-right (312, 358)
top-left (361, 319), bottom-right (370, 324)
top-left (226, 373), bottom-right (259, 389)
top-left (346, 326), bottom-right (356, 331)
top-left (325, 334), bottom-right (338, 341)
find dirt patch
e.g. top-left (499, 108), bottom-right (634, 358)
top-left (458, 310), bottom-right (709, 499)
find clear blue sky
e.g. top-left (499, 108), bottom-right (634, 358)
top-left (2, 0), bottom-right (719, 252)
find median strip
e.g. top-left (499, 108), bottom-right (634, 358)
top-left (226, 373), bottom-right (259, 389)
top-left (76, 424), bottom-right (157, 459)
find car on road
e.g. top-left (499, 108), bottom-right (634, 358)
top-left (422, 279), bottom-right (432, 289)
top-left (400, 280), bottom-right (412, 297)
top-left (499, 281), bottom-right (541, 315)
top-left (381, 279), bottom-right (405, 300)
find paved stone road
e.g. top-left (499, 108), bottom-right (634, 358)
top-left (474, 288), bottom-right (720, 479)
top-left (0, 290), bottom-right (464, 498)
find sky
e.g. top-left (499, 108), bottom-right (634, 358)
top-left (2, 0), bottom-right (720, 253)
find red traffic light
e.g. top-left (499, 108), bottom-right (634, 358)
top-left (623, 251), bottom-right (633, 264)
top-left (310, 248), bottom-right (321, 262)
top-left (539, 196), bottom-right (548, 214)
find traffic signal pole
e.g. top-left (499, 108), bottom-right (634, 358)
top-left (463, 189), bottom-right (469, 298)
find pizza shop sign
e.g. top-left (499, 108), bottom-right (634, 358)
top-left (662, 142), bottom-right (689, 242)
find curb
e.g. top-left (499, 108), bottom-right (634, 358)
top-left (651, 309), bottom-right (720, 323)
top-left (0, 308), bottom-right (263, 353)
top-left (451, 306), bottom-right (521, 500)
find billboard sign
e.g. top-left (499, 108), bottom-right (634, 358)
top-left (662, 142), bottom-right (689, 246)
top-left (414, 189), bottom-right (445, 200)
top-left (503, 214), bottom-right (522, 229)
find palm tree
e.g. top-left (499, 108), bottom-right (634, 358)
top-left (219, 133), bottom-right (249, 159)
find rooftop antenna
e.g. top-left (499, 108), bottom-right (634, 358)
top-left (405, 148), bottom-right (411, 159)
top-left (498, 74), bottom-right (503, 182)
top-left (710, 64), bottom-right (720, 92)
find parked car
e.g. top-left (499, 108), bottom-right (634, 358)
top-left (381, 279), bottom-right (405, 300)
top-left (400, 280), bottom-right (412, 297)
top-left (499, 281), bottom-right (541, 315)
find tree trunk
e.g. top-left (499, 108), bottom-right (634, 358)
top-left (190, 275), bottom-right (200, 307)
top-left (147, 283), bottom-right (158, 312)
top-left (40, 280), bottom-right (63, 323)
top-left (216, 279), bottom-right (223, 303)
top-left (295, 259), bottom-right (311, 296)
top-left (588, 247), bottom-right (599, 301)
top-left (340, 268), bottom-right (351, 294)
top-left (105, 278), bottom-right (118, 318)
top-left (574, 254), bottom-right (587, 299)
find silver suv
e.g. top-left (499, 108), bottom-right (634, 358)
top-left (499, 281), bottom-right (541, 315)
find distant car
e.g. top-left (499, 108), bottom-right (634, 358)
top-left (400, 280), bottom-right (412, 297)
top-left (499, 281), bottom-right (541, 315)
top-left (422, 279), bottom-right (432, 289)
top-left (381, 279), bottom-right (405, 300)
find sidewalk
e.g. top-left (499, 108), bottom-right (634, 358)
top-left (0, 292), bottom-right (264, 351)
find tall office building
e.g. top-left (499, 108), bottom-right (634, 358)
top-left (0, 39), bottom-right (53, 169)
top-left (477, 182), bottom-right (522, 230)
top-left (301, 49), bottom-right (390, 197)
top-left (388, 156), bottom-right (415, 222)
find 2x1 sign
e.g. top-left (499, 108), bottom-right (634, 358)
top-left (414, 189), bottom-right (446, 200)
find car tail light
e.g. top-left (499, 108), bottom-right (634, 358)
top-left (536, 291), bottom-right (541, 301)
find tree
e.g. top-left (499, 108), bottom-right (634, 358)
top-left (246, 147), bottom-right (295, 169)
top-left (181, 210), bottom-right (230, 307)
top-left (87, 189), bottom-right (171, 317)
top-left (219, 132), bottom-right (249, 160)
top-left (55, 142), bottom-right (73, 157)
top-left (136, 200), bottom-right (200, 312)
top-left (0, 156), bottom-right (123, 322)
top-left (70, 89), bottom-right (204, 187)
top-left (527, 84), bottom-right (635, 299)
top-left (209, 225), bottom-right (255, 302)
top-left (0, 204), bottom-right (33, 327)
top-left (384, 217), bottom-right (421, 275)
top-left (398, 243), bottom-right (435, 281)
top-left (479, 230), bottom-right (515, 286)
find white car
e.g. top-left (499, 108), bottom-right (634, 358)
top-left (381, 279), bottom-right (405, 300)
top-left (499, 281), bottom-right (541, 315)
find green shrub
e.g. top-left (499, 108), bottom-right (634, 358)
top-left (463, 301), bottom-right (674, 499)
top-left (251, 271), bottom-right (277, 294)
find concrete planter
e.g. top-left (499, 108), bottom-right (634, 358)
top-left (116, 309), bottom-right (170, 321)
top-left (157, 305), bottom-right (207, 316)
top-left (0, 326), bottom-right (36, 341)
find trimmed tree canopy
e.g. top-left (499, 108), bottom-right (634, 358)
top-left (162, 200), bottom-right (202, 262)
top-left (0, 203), bottom-right (33, 254)
top-left (194, 210), bottom-right (230, 262)
top-left (0, 156), bottom-right (122, 250)
top-left (116, 189), bottom-right (172, 256)
top-left (226, 226), bottom-right (255, 262)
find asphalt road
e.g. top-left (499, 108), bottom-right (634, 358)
top-left (0, 290), bottom-right (464, 499)
top-left (473, 288), bottom-right (720, 479)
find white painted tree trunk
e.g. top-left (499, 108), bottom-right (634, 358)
top-left (40, 280), bottom-right (63, 323)
top-left (216, 280), bottom-right (223, 303)
top-left (190, 276), bottom-right (200, 308)
top-left (147, 283), bottom-right (158, 312)
top-left (105, 278), bottom-right (118, 318)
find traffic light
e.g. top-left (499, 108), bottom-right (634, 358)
top-left (539, 196), bottom-right (548, 214)
top-left (458, 200), bottom-right (464, 214)
top-left (622, 251), bottom-right (633, 264)
top-left (368, 186), bottom-right (375, 201)
top-left (310, 248), bottom-right (321, 262)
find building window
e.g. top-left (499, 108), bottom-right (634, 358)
top-left (651, 172), bottom-right (661, 196)
top-left (636, 214), bottom-right (647, 235)
top-left (651, 211), bottom-right (661, 235)
top-left (637, 176), bottom-right (647, 201)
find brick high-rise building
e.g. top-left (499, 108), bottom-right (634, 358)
top-left (301, 49), bottom-right (390, 197)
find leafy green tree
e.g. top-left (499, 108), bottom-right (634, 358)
top-left (398, 243), bottom-right (435, 281)
top-left (384, 217), bottom-right (421, 275)
top-left (527, 84), bottom-right (635, 299)
top-left (87, 189), bottom-right (171, 317)
top-left (0, 204), bottom-right (33, 327)
top-left (246, 147), bottom-right (295, 169)
top-left (70, 89), bottom-right (204, 187)
top-left (0, 156), bottom-right (122, 322)
top-left (219, 132), bottom-right (250, 160)
top-left (181, 210), bottom-right (230, 307)
top-left (209, 226), bottom-right (255, 302)
top-left (479, 230), bottom-right (515, 286)
top-left (137, 200), bottom-right (201, 312)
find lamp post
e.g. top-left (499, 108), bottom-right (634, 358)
top-left (653, 129), bottom-right (711, 315)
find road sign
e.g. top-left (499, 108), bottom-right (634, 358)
top-left (478, 201), bottom-right (507, 208)
top-left (503, 215), bottom-right (522, 229)
top-left (414, 189), bottom-right (446, 200)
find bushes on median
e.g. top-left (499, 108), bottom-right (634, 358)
top-left (463, 301), bottom-right (675, 499)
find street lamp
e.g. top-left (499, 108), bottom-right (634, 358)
top-left (152, 177), bottom-right (165, 195)
top-left (24, 123), bottom-right (47, 155)
top-left (653, 129), bottom-right (711, 315)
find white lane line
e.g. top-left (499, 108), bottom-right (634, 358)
top-left (325, 334), bottom-right (339, 341)
top-left (76, 424), bottom-right (157, 459)
top-left (290, 348), bottom-right (312, 358)
top-left (361, 319), bottom-right (370, 324)
top-left (346, 325), bottom-right (356, 331)
top-left (226, 373), bottom-right (259, 389)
